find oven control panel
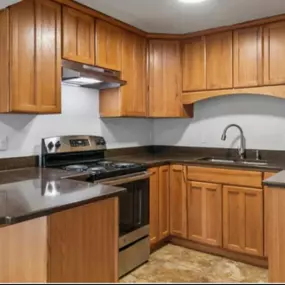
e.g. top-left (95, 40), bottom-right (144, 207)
top-left (42, 135), bottom-right (106, 154)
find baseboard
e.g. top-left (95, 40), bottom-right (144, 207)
top-left (150, 237), bottom-right (170, 254)
top-left (169, 237), bottom-right (268, 269)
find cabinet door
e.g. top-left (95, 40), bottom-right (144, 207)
top-left (149, 167), bottom-right (159, 246)
top-left (36, 0), bottom-right (61, 113)
top-left (263, 172), bottom-right (277, 257)
top-left (149, 40), bottom-right (183, 117)
top-left (182, 37), bottom-right (206, 92)
top-left (63, 7), bottom-right (95, 65)
top-left (234, 27), bottom-right (262, 88)
top-left (206, 31), bottom-right (233, 90)
top-left (9, 0), bottom-right (37, 112)
top-left (264, 21), bottom-right (285, 85)
top-left (96, 20), bottom-right (122, 71)
top-left (187, 181), bottom-right (222, 246)
top-left (223, 186), bottom-right (263, 256)
top-left (158, 165), bottom-right (170, 240)
top-left (121, 31), bottom-right (146, 116)
top-left (169, 165), bottom-right (187, 238)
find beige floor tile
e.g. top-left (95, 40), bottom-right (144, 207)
top-left (120, 244), bottom-right (268, 283)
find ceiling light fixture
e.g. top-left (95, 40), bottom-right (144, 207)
top-left (178, 0), bottom-right (208, 3)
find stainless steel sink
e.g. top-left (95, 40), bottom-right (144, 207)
top-left (201, 158), bottom-right (235, 164)
top-left (197, 157), bottom-right (269, 166)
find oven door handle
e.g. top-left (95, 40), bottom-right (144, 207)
top-left (96, 171), bottom-right (150, 186)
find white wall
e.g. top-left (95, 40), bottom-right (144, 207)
top-left (153, 94), bottom-right (285, 151)
top-left (0, 85), bottom-right (152, 158)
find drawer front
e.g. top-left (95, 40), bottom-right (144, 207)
top-left (187, 166), bottom-right (262, 188)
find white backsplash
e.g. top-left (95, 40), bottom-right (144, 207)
top-left (0, 88), bottom-right (285, 159)
top-left (153, 94), bottom-right (285, 150)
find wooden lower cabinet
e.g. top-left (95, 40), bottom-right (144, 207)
top-left (149, 167), bottom-right (159, 245)
top-left (169, 165), bottom-right (187, 238)
top-left (187, 181), bottom-right (222, 247)
top-left (48, 198), bottom-right (118, 283)
top-left (158, 165), bottom-right (170, 240)
top-left (0, 217), bottom-right (47, 283)
top-left (223, 186), bottom-right (263, 257)
top-left (149, 165), bottom-right (170, 246)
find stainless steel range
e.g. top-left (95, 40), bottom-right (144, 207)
top-left (41, 135), bottom-right (150, 278)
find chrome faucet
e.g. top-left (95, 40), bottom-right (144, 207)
top-left (221, 124), bottom-right (245, 159)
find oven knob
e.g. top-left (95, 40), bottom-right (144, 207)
top-left (55, 141), bottom-right (61, 148)
top-left (47, 141), bottom-right (54, 150)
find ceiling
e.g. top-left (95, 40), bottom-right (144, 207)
top-left (0, 0), bottom-right (21, 9)
top-left (76, 0), bottom-right (285, 34)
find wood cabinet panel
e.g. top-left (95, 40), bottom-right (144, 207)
top-left (96, 20), bottom-right (122, 71)
top-left (187, 181), bottom-right (222, 246)
top-left (149, 40), bottom-right (184, 117)
top-left (223, 186), bottom-right (263, 256)
top-left (63, 7), bottom-right (95, 65)
top-left (149, 167), bottom-right (159, 246)
top-left (49, 198), bottom-right (118, 283)
top-left (158, 165), bottom-right (170, 240)
top-left (182, 37), bottom-right (206, 91)
top-left (0, 9), bottom-right (9, 112)
top-left (187, 166), bottom-right (262, 188)
top-left (206, 31), bottom-right (233, 90)
top-left (264, 21), bottom-right (285, 85)
top-left (0, 217), bottom-right (47, 283)
top-left (36, 0), bottom-right (61, 113)
top-left (234, 27), bottom-right (262, 88)
top-left (121, 31), bottom-right (146, 116)
top-left (263, 172), bottom-right (277, 257)
top-left (169, 165), bottom-right (187, 238)
top-left (10, 0), bottom-right (37, 112)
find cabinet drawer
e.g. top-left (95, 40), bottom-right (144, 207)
top-left (187, 166), bottom-right (262, 188)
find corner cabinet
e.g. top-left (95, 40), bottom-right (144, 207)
top-left (0, 0), bottom-right (61, 113)
top-left (62, 6), bottom-right (95, 65)
top-left (169, 165), bottom-right (187, 238)
top-left (149, 165), bottom-right (170, 247)
top-left (99, 31), bottom-right (147, 117)
top-left (149, 40), bottom-right (193, 118)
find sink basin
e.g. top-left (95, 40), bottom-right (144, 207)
top-left (240, 161), bottom-right (269, 166)
top-left (197, 157), bottom-right (269, 166)
top-left (199, 158), bottom-right (235, 164)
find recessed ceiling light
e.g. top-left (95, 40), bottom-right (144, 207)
top-left (178, 0), bottom-right (208, 3)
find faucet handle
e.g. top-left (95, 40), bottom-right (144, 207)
top-left (255, 150), bottom-right (261, 161)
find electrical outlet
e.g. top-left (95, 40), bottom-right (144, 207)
top-left (0, 136), bottom-right (8, 151)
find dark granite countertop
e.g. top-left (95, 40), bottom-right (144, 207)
top-left (108, 153), bottom-right (285, 172)
top-left (0, 168), bottom-right (125, 225)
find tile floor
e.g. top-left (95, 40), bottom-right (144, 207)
top-left (120, 244), bottom-right (268, 283)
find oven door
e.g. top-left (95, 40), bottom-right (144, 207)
top-left (98, 172), bottom-right (150, 248)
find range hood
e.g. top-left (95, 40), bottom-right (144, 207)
top-left (62, 60), bottom-right (127, 90)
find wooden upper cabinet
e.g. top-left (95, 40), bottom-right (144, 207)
top-left (234, 27), bottom-right (262, 88)
top-left (223, 186), bottom-right (263, 257)
top-left (36, 0), bottom-right (61, 113)
top-left (149, 40), bottom-right (185, 118)
top-left (187, 181), bottom-right (222, 247)
top-left (9, 0), bottom-right (37, 112)
top-left (96, 20), bottom-right (122, 71)
top-left (182, 37), bottom-right (206, 92)
top-left (6, 0), bottom-right (61, 113)
top-left (149, 167), bottom-right (159, 246)
top-left (169, 165), bottom-right (187, 238)
top-left (63, 7), bottom-right (95, 65)
top-left (206, 31), bottom-right (233, 90)
top-left (264, 21), bottom-right (285, 85)
top-left (158, 165), bottom-right (170, 240)
top-left (121, 31), bottom-right (146, 116)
